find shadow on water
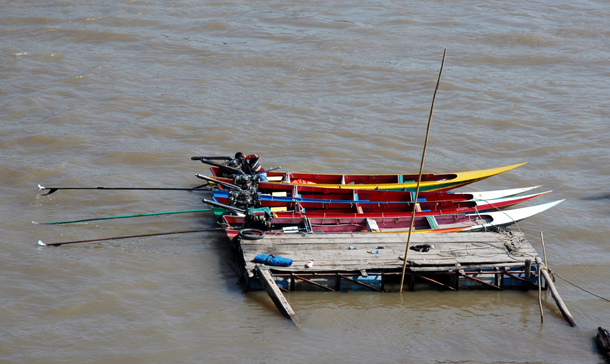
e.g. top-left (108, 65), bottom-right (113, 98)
top-left (581, 193), bottom-right (610, 201)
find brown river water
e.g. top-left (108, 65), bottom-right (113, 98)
top-left (2, 1), bottom-right (610, 363)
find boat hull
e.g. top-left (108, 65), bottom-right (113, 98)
top-left (208, 163), bottom-right (527, 191)
top-left (212, 191), bottom-right (552, 217)
top-left (220, 200), bottom-right (564, 237)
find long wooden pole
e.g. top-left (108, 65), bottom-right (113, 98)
top-left (540, 231), bottom-right (548, 268)
top-left (535, 257), bottom-right (576, 327)
top-left (399, 49), bottom-right (446, 292)
top-left (537, 259), bottom-right (544, 323)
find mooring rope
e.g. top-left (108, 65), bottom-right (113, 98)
top-left (477, 199), bottom-right (524, 234)
top-left (553, 273), bottom-right (610, 304)
top-left (472, 204), bottom-right (610, 304)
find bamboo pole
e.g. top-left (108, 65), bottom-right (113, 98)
top-left (399, 49), bottom-right (446, 293)
top-left (537, 259), bottom-right (544, 323)
top-left (540, 231), bottom-right (548, 269)
top-left (524, 259), bottom-right (532, 291)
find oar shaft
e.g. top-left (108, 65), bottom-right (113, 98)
top-left (196, 174), bottom-right (241, 190)
top-left (36, 208), bottom-right (212, 225)
top-left (202, 198), bottom-right (245, 214)
top-left (191, 157), bottom-right (244, 174)
top-left (197, 156), bottom-right (232, 161)
top-left (42, 187), bottom-right (211, 191)
top-left (38, 228), bottom-right (223, 246)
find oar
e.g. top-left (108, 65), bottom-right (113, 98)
top-left (33, 208), bottom-right (213, 225)
top-left (38, 184), bottom-right (212, 196)
top-left (38, 228), bottom-right (224, 246)
top-left (191, 157), bottom-right (245, 174)
top-left (195, 174), bottom-right (242, 190)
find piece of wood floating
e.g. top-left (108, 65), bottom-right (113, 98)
top-left (596, 327), bottom-right (610, 358)
top-left (256, 266), bottom-right (301, 327)
top-left (535, 257), bottom-right (576, 327)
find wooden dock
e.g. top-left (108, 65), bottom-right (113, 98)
top-left (230, 230), bottom-right (575, 327)
top-left (237, 231), bottom-right (538, 289)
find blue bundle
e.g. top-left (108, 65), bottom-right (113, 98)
top-left (253, 254), bottom-right (293, 267)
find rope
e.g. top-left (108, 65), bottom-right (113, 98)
top-left (553, 273), bottom-right (610, 304)
top-left (467, 203), bottom-right (610, 305)
top-left (477, 199), bottom-right (524, 234)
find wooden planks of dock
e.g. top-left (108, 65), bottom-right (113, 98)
top-left (240, 231), bottom-right (536, 275)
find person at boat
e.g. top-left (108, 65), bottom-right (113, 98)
top-left (235, 152), bottom-right (268, 182)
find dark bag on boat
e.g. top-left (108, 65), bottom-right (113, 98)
top-left (410, 244), bottom-right (433, 252)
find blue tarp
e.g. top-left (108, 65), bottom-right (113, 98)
top-left (254, 254), bottom-right (293, 267)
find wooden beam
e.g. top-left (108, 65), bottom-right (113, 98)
top-left (504, 271), bottom-right (540, 289)
top-left (535, 257), bottom-right (576, 327)
top-left (524, 259), bottom-right (532, 291)
top-left (461, 273), bottom-right (503, 290)
top-left (293, 274), bottom-right (335, 291)
top-left (415, 274), bottom-right (456, 291)
top-left (410, 262), bottom-right (523, 272)
top-left (256, 267), bottom-right (301, 327)
top-left (339, 274), bottom-right (383, 292)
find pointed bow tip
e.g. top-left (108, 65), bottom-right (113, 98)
top-left (38, 240), bottom-right (47, 246)
top-left (32, 221), bottom-right (39, 225)
top-left (38, 184), bottom-right (45, 190)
